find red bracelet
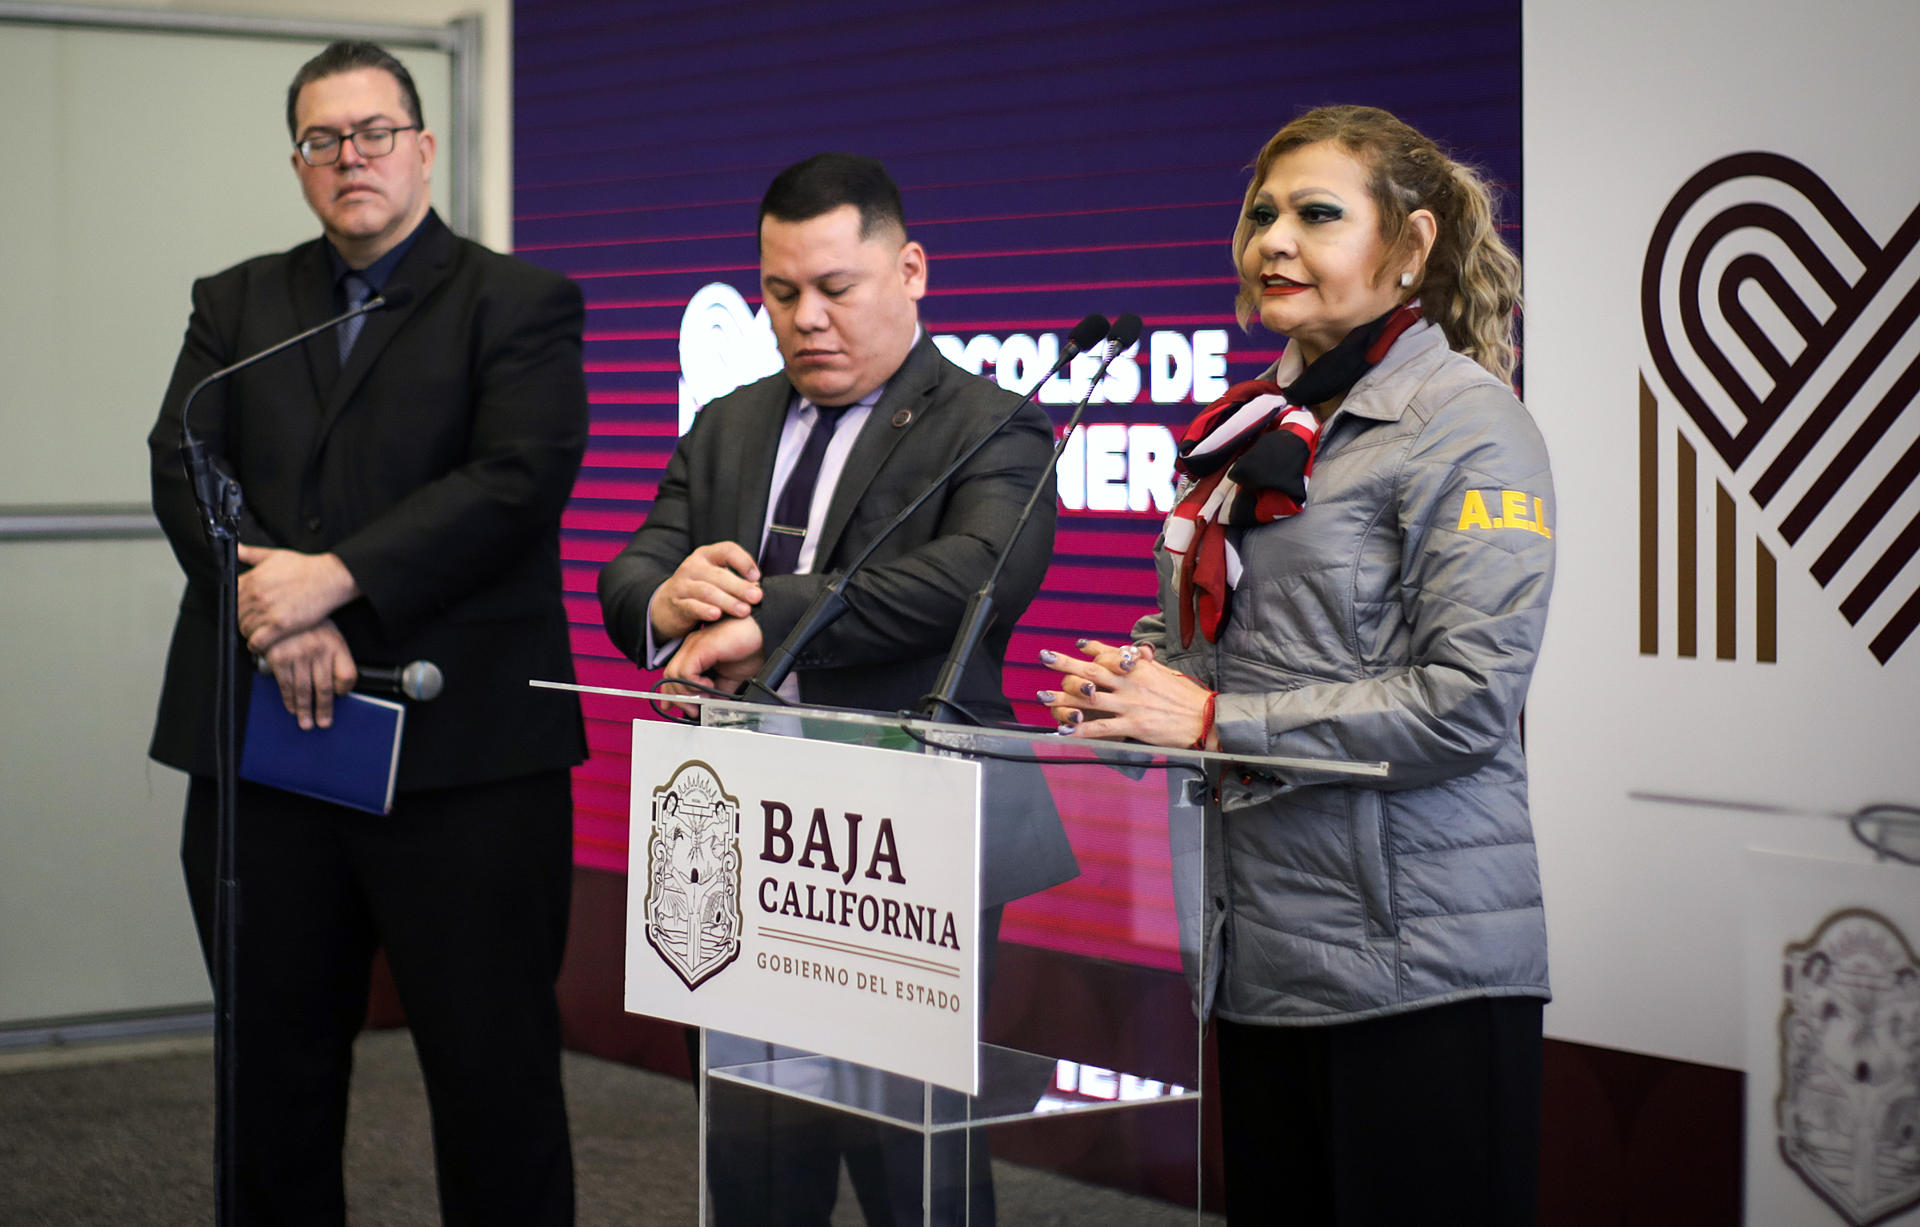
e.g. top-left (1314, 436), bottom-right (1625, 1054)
top-left (1193, 690), bottom-right (1218, 750)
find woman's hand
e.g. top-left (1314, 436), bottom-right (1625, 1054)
top-left (1038, 639), bottom-right (1218, 749)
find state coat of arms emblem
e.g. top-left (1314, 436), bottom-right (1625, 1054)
top-left (643, 760), bottom-right (743, 990)
top-left (1777, 908), bottom-right (1920, 1226)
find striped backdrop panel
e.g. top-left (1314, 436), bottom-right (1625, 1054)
top-left (513, 0), bottom-right (1522, 968)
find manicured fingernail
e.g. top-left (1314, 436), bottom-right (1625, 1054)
top-left (1080, 681), bottom-right (1096, 697)
top-left (1075, 638), bottom-right (1089, 649)
top-left (1036, 690), bottom-right (1057, 703)
top-left (1119, 656), bottom-right (1136, 673)
top-left (1056, 723), bottom-right (1075, 735)
top-left (1038, 649), bottom-right (1057, 663)
top-left (1067, 710), bottom-right (1083, 725)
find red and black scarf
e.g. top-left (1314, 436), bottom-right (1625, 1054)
top-left (1166, 303), bottom-right (1422, 646)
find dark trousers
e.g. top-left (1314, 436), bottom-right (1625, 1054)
top-left (705, 906), bottom-right (1004, 1226)
top-left (1216, 996), bottom-right (1543, 1227)
top-left (183, 772), bottom-right (576, 1227)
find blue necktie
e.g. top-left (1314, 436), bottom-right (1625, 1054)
top-left (338, 274), bottom-right (372, 362)
top-left (761, 403), bottom-right (854, 576)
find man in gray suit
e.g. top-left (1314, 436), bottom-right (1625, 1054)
top-left (597, 153), bottom-right (1075, 1225)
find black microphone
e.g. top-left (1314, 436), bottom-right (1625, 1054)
top-left (179, 288), bottom-right (414, 538)
top-left (921, 313), bottom-right (1145, 722)
top-left (356, 659), bottom-right (444, 702)
top-left (746, 313), bottom-right (1111, 701)
top-left (253, 654), bottom-right (444, 701)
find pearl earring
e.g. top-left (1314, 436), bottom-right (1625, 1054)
top-left (1399, 271), bottom-right (1414, 288)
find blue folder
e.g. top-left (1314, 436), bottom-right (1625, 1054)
top-left (239, 672), bottom-right (405, 814)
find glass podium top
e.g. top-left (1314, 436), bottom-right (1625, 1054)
top-left (531, 682), bottom-right (1390, 781)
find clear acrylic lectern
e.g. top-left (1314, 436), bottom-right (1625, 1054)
top-left (539, 683), bottom-right (1389, 1225)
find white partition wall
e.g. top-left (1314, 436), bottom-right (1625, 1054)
top-left (1523, 0), bottom-right (1920, 1071)
top-left (1526, 12), bottom-right (1920, 1216)
top-left (0, 8), bottom-right (457, 508)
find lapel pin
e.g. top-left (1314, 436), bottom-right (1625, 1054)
top-left (891, 408), bottom-right (913, 428)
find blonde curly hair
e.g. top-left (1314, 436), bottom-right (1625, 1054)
top-left (1231, 105), bottom-right (1522, 384)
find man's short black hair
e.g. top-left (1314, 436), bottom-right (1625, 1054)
top-left (758, 153), bottom-right (907, 244)
top-left (286, 40), bottom-right (425, 141)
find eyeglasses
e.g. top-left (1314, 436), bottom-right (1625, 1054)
top-left (295, 125), bottom-right (421, 167)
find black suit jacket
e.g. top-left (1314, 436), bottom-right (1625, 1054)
top-left (148, 210), bottom-right (587, 791)
top-left (597, 334), bottom-right (1077, 904)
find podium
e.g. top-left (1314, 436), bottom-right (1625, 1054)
top-left (543, 684), bottom-right (1389, 1224)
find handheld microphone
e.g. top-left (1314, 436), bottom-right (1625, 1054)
top-left (356, 659), bottom-right (444, 702)
top-left (179, 288), bottom-right (414, 539)
top-left (921, 313), bottom-right (1145, 722)
top-left (253, 654), bottom-right (444, 701)
top-left (746, 313), bottom-right (1111, 701)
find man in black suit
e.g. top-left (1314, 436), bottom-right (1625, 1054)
top-left (597, 153), bottom-right (1076, 1225)
top-left (597, 151), bottom-right (1077, 932)
top-left (147, 41), bottom-right (585, 1226)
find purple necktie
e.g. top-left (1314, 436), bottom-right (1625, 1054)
top-left (760, 402), bottom-right (854, 576)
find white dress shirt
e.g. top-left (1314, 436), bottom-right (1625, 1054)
top-left (644, 384), bottom-right (883, 672)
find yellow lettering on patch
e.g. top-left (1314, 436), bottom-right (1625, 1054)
top-left (1458, 489), bottom-right (1552, 537)
top-left (1457, 490), bottom-right (1494, 531)
top-left (1502, 490), bottom-right (1530, 528)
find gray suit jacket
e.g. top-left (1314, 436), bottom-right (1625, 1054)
top-left (598, 334), bottom-right (1076, 905)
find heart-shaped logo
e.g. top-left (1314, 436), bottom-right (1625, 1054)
top-left (1643, 152), bottom-right (1920, 663)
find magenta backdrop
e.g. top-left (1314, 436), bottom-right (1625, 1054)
top-left (511, 0), bottom-right (1521, 969)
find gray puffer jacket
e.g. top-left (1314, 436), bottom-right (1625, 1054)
top-left (1143, 321), bottom-right (1554, 1026)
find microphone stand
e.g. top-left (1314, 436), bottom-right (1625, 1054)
top-left (205, 476), bottom-right (241, 1227)
top-left (176, 293), bottom-right (392, 1227)
top-left (921, 314), bottom-right (1145, 723)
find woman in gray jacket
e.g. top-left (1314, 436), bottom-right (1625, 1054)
top-left (1042, 105), bottom-right (1553, 1226)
